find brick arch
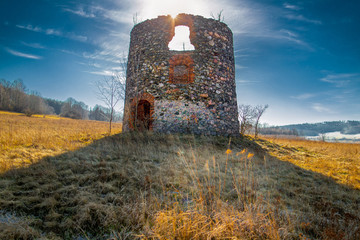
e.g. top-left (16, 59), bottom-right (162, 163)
top-left (128, 92), bottom-right (155, 130)
top-left (168, 14), bottom-right (196, 48)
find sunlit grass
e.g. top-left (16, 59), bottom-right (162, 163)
top-left (0, 110), bottom-right (122, 172)
top-left (257, 135), bottom-right (360, 189)
top-left (0, 117), bottom-right (359, 239)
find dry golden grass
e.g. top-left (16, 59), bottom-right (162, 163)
top-left (0, 117), bottom-right (359, 239)
top-left (257, 135), bottom-right (360, 189)
top-left (0, 110), bottom-right (122, 172)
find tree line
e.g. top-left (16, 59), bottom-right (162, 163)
top-left (0, 79), bottom-right (121, 122)
top-left (276, 121), bottom-right (360, 136)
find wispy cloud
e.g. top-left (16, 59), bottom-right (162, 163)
top-left (60, 49), bottom-right (83, 57)
top-left (278, 29), bottom-right (312, 49)
top-left (242, 28), bottom-right (312, 50)
top-left (236, 79), bottom-right (261, 85)
top-left (21, 41), bottom-right (46, 49)
top-left (285, 14), bottom-right (322, 25)
top-left (45, 28), bottom-right (62, 36)
top-left (16, 24), bottom-right (87, 42)
top-left (312, 103), bottom-right (334, 114)
top-left (227, 2), bottom-right (313, 50)
top-left (235, 64), bottom-right (248, 69)
top-left (16, 24), bottom-right (42, 32)
top-left (83, 30), bottom-right (129, 65)
top-left (292, 93), bottom-right (316, 100)
top-left (68, 33), bottom-right (87, 42)
top-left (5, 47), bottom-right (42, 59)
top-left (63, 7), bottom-right (96, 18)
top-left (280, 29), bottom-right (298, 38)
top-left (283, 3), bottom-right (302, 11)
top-left (320, 73), bottom-right (358, 87)
top-left (92, 6), bottom-right (134, 25)
top-left (84, 70), bottom-right (115, 76)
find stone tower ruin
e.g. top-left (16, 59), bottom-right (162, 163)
top-left (123, 14), bottom-right (240, 136)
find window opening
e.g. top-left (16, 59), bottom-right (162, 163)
top-left (168, 26), bottom-right (195, 51)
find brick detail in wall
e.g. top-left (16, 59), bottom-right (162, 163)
top-left (169, 53), bottom-right (194, 84)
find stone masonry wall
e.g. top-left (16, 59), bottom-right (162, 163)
top-left (123, 14), bottom-right (240, 136)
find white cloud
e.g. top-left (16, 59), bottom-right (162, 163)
top-left (16, 24), bottom-right (42, 32)
top-left (82, 0), bottom-right (314, 82)
top-left (84, 70), bottom-right (114, 76)
top-left (292, 93), bottom-right (316, 100)
top-left (277, 29), bottom-right (312, 49)
top-left (68, 33), bottom-right (87, 42)
top-left (5, 47), bottom-right (42, 60)
top-left (242, 28), bottom-right (312, 50)
top-left (285, 14), bottom-right (322, 25)
top-left (16, 24), bottom-right (87, 42)
top-left (60, 49), bottom-right (83, 57)
top-left (92, 6), bottom-right (134, 25)
top-left (21, 42), bottom-right (46, 49)
top-left (280, 29), bottom-right (298, 38)
top-left (283, 3), bottom-right (302, 11)
top-left (235, 64), bottom-right (248, 69)
top-left (45, 28), bottom-right (62, 36)
top-left (236, 79), bottom-right (260, 85)
top-left (223, 2), bottom-right (313, 49)
top-left (320, 73), bottom-right (358, 87)
top-left (63, 7), bottom-right (96, 18)
top-left (312, 103), bottom-right (334, 113)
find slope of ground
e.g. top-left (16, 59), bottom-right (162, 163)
top-left (0, 110), bottom-right (122, 172)
top-left (257, 136), bottom-right (360, 190)
top-left (0, 128), bottom-right (359, 239)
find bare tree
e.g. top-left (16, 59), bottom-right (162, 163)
top-left (210, 10), bottom-right (224, 22)
top-left (238, 104), bottom-right (256, 135)
top-left (133, 12), bottom-right (142, 25)
top-left (319, 133), bottom-right (327, 142)
top-left (254, 104), bottom-right (269, 139)
top-left (95, 73), bottom-right (125, 134)
top-left (60, 97), bottom-right (88, 119)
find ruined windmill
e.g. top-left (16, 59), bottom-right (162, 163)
top-left (123, 14), bottom-right (240, 136)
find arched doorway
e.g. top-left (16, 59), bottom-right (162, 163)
top-left (136, 100), bottom-right (151, 130)
top-left (127, 92), bottom-right (154, 131)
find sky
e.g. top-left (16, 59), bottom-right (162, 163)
top-left (0, 0), bottom-right (359, 125)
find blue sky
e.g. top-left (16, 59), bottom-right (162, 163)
top-left (1, 0), bottom-right (359, 125)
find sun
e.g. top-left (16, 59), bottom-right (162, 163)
top-left (139, 0), bottom-right (210, 20)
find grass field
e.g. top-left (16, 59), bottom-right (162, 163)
top-left (257, 135), bottom-right (360, 189)
top-left (0, 110), bottom-right (122, 173)
top-left (0, 113), bottom-right (359, 239)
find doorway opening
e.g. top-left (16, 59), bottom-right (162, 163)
top-left (136, 100), bottom-right (151, 130)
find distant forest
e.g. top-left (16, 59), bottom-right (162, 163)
top-left (260, 121), bottom-right (360, 136)
top-left (0, 79), bottom-right (121, 122)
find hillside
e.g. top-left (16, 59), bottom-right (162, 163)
top-left (278, 121), bottom-right (360, 136)
top-left (0, 115), bottom-right (359, 239)
top-left (0, 79), bottom-right (121, 122)
top-left (0, 111), bottom-right (122, 172)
